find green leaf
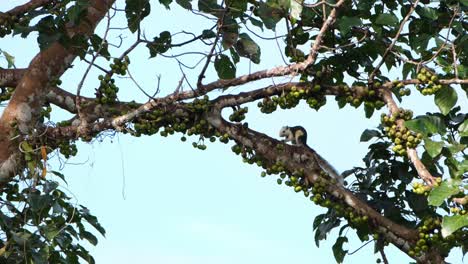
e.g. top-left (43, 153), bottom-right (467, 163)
top-left (257, 2), bottom-right (284, 29)
top-left (43, 226), bottom-right (60, 240)
top-left (375, 13), bottom-right (398, 27)
top-left (82, 209), bottom-right (106, 236)
top-left (404, 116), bottom-right (446, 136)
top-left (222, 31), bottom-right (239, 49)
top-left (290, 0), bottom-right (303, 21)
top-left (364, 103), bottom-right (374, 118)
top-left (313, 214), bottom-right (326, 230)
top-left (435, 86), bottom-right (458, 115)
top-left (201, 29), bottom-right (216, 39)
top-left (458, 159), bottom-right (468, 175)
top-left (230, 47), bottom-right (240, 64)
top-left (29, 193), bottom-right (53, 212)
top-left (221, 17), bottom-right (239, 49)
top-left (314, 213), bottom-right (340, 247)
top-left (427, 179), bottom-right (461, 206)
top-left (198, 0), bottom-right (222, 16)
top-left (36, 16), bottom-right (63, 50)
top-left (226, 0), bottom-right (248, 16)
top-left (406, 191), bottom-right (428, 216)
top-left (89, 35), bottom-right (110, 59)
top-left (11, 231), bottom-right (31, 245)
top-left (360, 129), bottom-right (381, 142)
top-left (416, 6), bottom-right (438, 20)
top-left (214, 54), bottom-right (236, 79)
top-left (234, 33), bottom-right (261, 64)
top-left (176, 0), bottom-right (192, 10)
top-left (159, 0), bottom-right (172, 9)
top-left (50, 170), bottom-right (67, 183)
top-left (147, 31), bottom-right (172, 57)
top-left (338, 16), bottom-right (362, 36)
top-left (80, 231), bottom-right (98, 246)
top-left (125, 0), bottom-right (151, 33)
top-left (459, 119), bottom-right (468, 137)
top-left (402, 64), bottom-right (413, 79)
top-left (1, 51), bottom-right (15, 68)
top-left (248, 17), bottom-right (264, 30)
top-left (332, 237), bottom-right (348, 264)
top-left (424, 138), bottom-right (443, 158)
top-left (66, 1), bottom-right (89, 25)
top-left (441, 215), bottom-right (468, 238)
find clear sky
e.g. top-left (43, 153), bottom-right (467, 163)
top-left (0, 1), bottom-right (466, 264)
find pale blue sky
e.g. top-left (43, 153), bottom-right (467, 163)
top-left (1, 1), bottom-right (466, 263)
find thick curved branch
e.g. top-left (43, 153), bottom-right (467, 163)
top-left (0, 69), bottom-right (26, 87)
top-left (1, 0), bottom-right (52, 16)
top-left (203, 107), bottom-right (422, 259)
top-left (0, 0), bottom-right (115, 183)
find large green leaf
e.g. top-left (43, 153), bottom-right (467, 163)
top-left (214, 54), bottom-right (236, 79)
top-left (441, 215), bottom-right (468, 238)
top-left (375, 13), bottom-right (398, 26)
top-left (360, 129), bottom-right (381, 142)
top-left (427, 179), bottom-right (461, 206)
top-left (176, 0), bottom-right (192, 10)
top-left (198, 0), bottom-right (222, 16)
top-left (415, 6), bottom-right (438, 20)
top-left (338, 16), bottom-right (362, 35)
top-left (435, 86), bottom-right (458, 115)
top-left (459, 119), bottom-right (468, 137)
top-left (424, 138), bottom-right (444, 158)
top-left (404, 115), bottom-right (446, 136)
top-left (147, 31), bottom-right (172, 57)
top-left (125, 0), bottom-right (151, 33)
top-left (159, 0), bottom-right (172, 9)
top-left (80, 230), bottom-right (98, 246)
top-left (257, 2), bottom-right (284, 29)
top-left (332, 236), bottom-right (348, 264)
top-left (226, 0), bottom-right (248, 16)
top-left (313, 214), bottom-right (326, 230)
top-left (234, 33), bottom-right (261, 64)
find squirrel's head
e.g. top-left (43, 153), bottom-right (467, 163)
top-left (279, 126), bottom-right (289, 137)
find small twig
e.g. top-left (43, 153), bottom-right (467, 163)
top-left (452, 44), bottom-right (458, 78)
top-left (151, 75), bottom-right (162, 98)
top-left (126, 69), bottom-right (155, 100)
top-left (197, 22), bottom-right (221, 88)
top-left (453, 196), bottom-right (468, 205)
top-left (379, 248), bottom-right (389, 264)
top-left (176, 58), bottom-right (195, 91)
top-left (347, 240), bottom-right (374, 255)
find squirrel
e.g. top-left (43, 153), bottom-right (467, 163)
top-left (279, 126), bottom-right (308, 146)
top-left (279, 126), bottom-right (344, 185)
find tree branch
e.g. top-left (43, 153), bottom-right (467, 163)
top-left (0, 0), bottom-right (116, 183)
top-left (1, 0), bottom-right (52, 16)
